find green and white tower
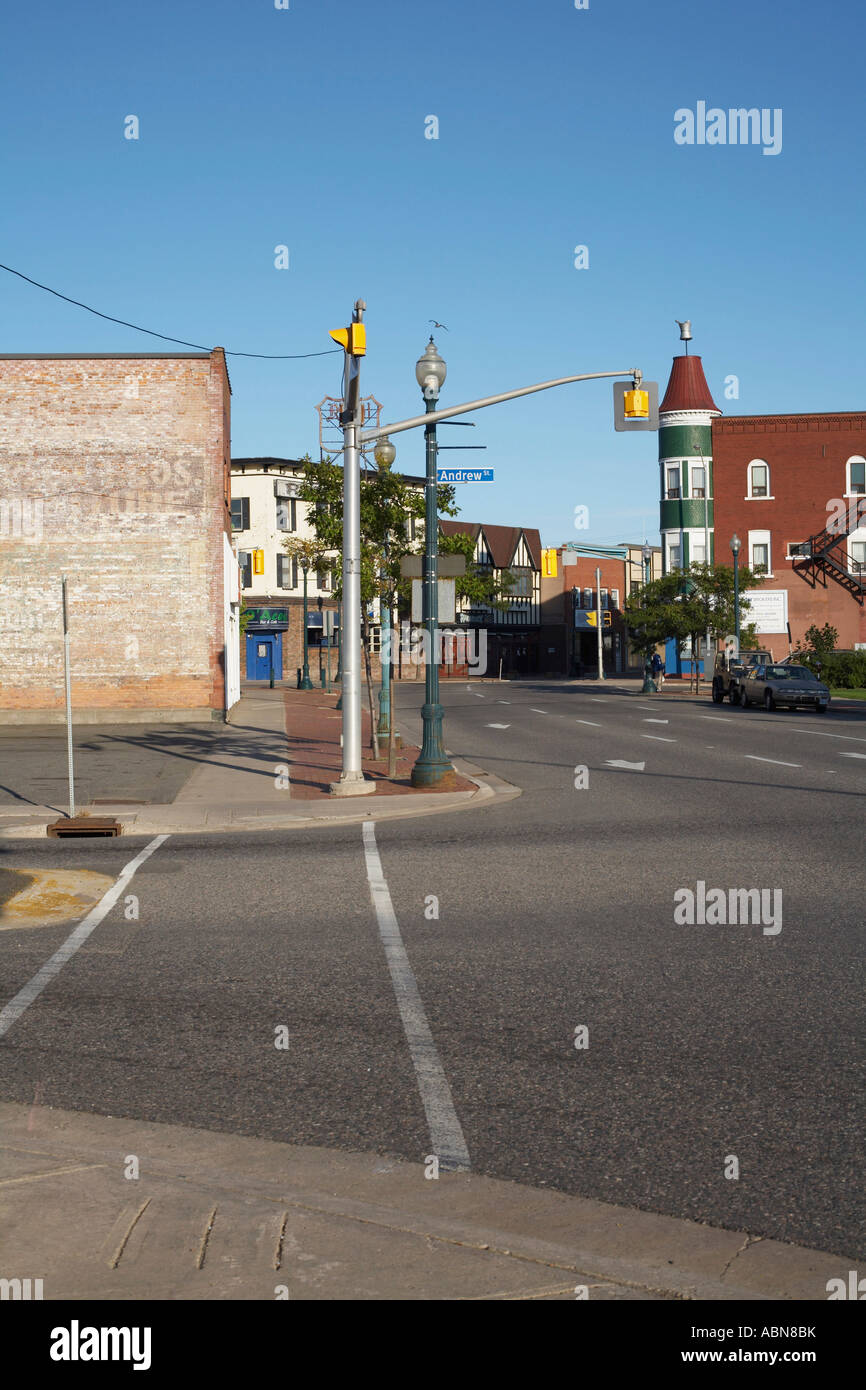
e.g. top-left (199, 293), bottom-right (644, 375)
top-left (658, 321), bottom-right (721, 575)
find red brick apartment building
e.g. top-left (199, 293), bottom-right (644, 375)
top-left (712, 412), bottom-right (866, 653)
top-left (0, 351), bottom-right (238, 722)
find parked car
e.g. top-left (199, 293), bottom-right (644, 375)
top-left (738, 663), bottom-right (831, 712)
top-left (711, 649), bottom-right (772, 704)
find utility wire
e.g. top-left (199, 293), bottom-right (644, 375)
top-left (0, 262), bottom-right (341, 360)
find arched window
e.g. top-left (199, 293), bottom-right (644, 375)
top-left (747, 460), bottom-right (770, 498)
top-left (846, 456), bottom-right (866, 496)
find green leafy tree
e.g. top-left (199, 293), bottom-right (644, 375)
top-left (624, 563), bottom-right (761, 692)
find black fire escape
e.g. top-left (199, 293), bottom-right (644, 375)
top-left (791, 525), bottom-right (866, 604)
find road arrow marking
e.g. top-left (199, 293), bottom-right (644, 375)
top-left (486, 723), bottom-right (510, 729)
top-left (605, 759), bottom-right (646, 771)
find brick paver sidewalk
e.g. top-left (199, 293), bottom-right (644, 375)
top-left (283, 689), bottom-right (475, 799)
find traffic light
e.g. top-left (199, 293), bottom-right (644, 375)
top-left (328, 323), bottom-right (366, 356)
top-left (252, 549), bottom-right (264, 575)
top-left (541, 547), bottom-right (558, 578)
top-left (603, 610), bottom-right (611, 627)
top-left (623, 387), bottom-right (649, 418)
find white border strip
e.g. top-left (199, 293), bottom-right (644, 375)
top-left (0, 835), bottom-right (170, 1039)
top-left (362, 821), bottom-right (470, 1172)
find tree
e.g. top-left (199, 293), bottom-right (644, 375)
top-left (798, 622), bottom-right (838, 658)
top-left (624, 563), bottom-right (761, 692)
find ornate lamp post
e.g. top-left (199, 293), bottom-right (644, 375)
top-left (640, 542), bottom-right (657, 693)
top-left (411, 338), bottom-right (455, 787)
top-left (731, 533), bottom-right (741, 659)
top-left (374, 435), bottom-right (397, 735)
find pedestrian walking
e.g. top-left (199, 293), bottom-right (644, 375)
top-left (651, 651), bottom-right (664, 689)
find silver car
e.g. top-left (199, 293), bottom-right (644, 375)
top-left (739, 663), bottom-right (830, 713)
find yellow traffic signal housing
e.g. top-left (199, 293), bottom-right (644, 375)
top-left (541, 547), bottom-right (558, 578)
top-left (252, 549), bottom-right (264, 575)
top-left (329, 323), bottom-right (366, 356)
top-left (623, 388), bottom-right (649, 419)
top-left (603, 610), bottom-right (611, 627)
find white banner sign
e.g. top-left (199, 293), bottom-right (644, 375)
top-left (741, 588), bottom-right (788, 633)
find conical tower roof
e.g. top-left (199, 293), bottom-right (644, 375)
top-left (659, 355), bottom-right (720, 414)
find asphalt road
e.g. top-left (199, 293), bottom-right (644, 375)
top-left (0, 681), bottom-right (863, 1260)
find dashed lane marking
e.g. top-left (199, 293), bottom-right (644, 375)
top-left (744, 755), bottom-right (801, 768)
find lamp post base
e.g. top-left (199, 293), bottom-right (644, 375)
top-left (329, 773), bottom-right (377, 797)
top-left (410, 702), bottom-right (455, 787)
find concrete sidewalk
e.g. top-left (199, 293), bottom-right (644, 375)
top-left (0, 685), bottom-right (519, 839)
top-left (0, 1101), bottom-right (844, 1301)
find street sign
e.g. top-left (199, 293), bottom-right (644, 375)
top-left (399, 554), bottom-right (466, 578)
top-left (436, 467), bottom-right (494, 483)
top-left (412, 579), bottom-right (456, 623)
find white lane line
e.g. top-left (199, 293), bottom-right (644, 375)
top-left (361, 822), bottom-right (470, 1173)
top-left (605, 760), bottom-right (645, 771)
top-left (701, 717), bottom-right (735, 723)
top-left (839, 752), bottom-right (866, 759)
top-left (530, 708), bottom-right (548, 715)
top-left (642, 718), bottom-right (669, 724)
top-left (642, 735), bottom-right (677, 742)
top-left (744, 755), bottom-right (801, 768)
top-left (473, 693), bottom-right (485, 699)
top-left (0, 835), bottom-right (169, 1040)
top-left (486, 722), bottom-right (510, 729)
top-left (497, 700), bottom-right (511, 704)
top-left (589, 698), bottom-right (607, 703)
top-left (575, 719), bottom-right (602, 727)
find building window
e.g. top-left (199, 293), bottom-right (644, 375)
top-left (847, 456), bottom-right (866, 495)
top-left (787, 541), bottom-right (812, 559)
top-left (690, 465), bottom-right (706, 499)
top-left (508, 568), bottom-right (531, 597)
top-left (667, 540), bottom-right (681, 570)
top-left (276, 498), bottom-right (297, 531)
top-left (276, 555), bottom-right (290, 589)
top-left (691, 537), bottom-right (707, 564)
top-left (231, 497), bottom-right (250, 531)
top-left (749, 530), bottom-right (771, 574)
top-left (316, 566), bottom-right (330, 591)
top-left (582, 587), bottom-right (592, 609)
top-left (850, 540), bottom-right (866, 573)
top-left (291, 557), bottom-right (299, 589)
top-left (238, 550), bottom-right (252, 589)
top-left (610, 588), bottom-right (620, 610)
top-left (666, 466), bottom-right (680, 499)
top-left (748, 461), bottom-right (769, 498)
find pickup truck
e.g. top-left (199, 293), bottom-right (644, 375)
top-left (711, 649), bottom-right (773, 704)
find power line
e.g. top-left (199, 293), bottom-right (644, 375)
top-left (0, 262), bottom-right (341, 360)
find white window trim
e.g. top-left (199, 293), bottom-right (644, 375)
top-left (748, 529), bottom-right (773, 578)
top-left (747, 460), bottom-right (771, 500)
top-left (845, 456), bottom-right (866, 496)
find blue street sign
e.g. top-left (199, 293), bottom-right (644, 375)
top-left (436, 467), bottom-right (495, 483)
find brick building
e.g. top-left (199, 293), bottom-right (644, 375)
top-left (544, 543), bottom-right (662, 676)
top-left (712, 412), bottom-right (866, 653)
top-left (0, 351), bottom-right (237, 722)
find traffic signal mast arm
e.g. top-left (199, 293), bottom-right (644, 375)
top-left (358, 369), bottom-right (643, 445)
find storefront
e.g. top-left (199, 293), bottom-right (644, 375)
top-left (244, 606), bottom-right (288, 680)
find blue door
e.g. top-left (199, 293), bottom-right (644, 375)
top-left (246, 632), bottom-right (281, 680)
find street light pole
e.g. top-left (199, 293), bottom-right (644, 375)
top-left (300, 563), bottom-right (313, 689)
top-left (374, 436), bottom-right (397, 737)
top-left (640, 542), bottom-right (657, 693)
top-left (411, 338), bottom-right (454, 788)
top-left (731, 533), bottom-right (741, 659)
top-left (330, 299), bottom-right (374, 796)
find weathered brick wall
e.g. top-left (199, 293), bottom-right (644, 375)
top-left (0, 352), bottom-right (231, 720)
top-left (713, 414), bottom-right (866, 650)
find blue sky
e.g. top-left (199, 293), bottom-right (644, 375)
top-left (1, 0), bottom-right (863, 547)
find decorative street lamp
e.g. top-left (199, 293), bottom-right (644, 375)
top-left (300, 559), bottom-right (314, 689)
top-left (411, 338), bottom-right (455, 788)
top-left (731, 533), bottom-right (741, 659)
top-left (640, 541), bottom-right (657, 693)
top-left (374, 435), bottom-right (397, 736)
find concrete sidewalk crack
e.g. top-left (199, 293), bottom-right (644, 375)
top-left (720, 1232), bottom-right (763, 1281)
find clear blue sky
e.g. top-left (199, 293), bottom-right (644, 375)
top-left (1, 0), bottom-right (863, 548)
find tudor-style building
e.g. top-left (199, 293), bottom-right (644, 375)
top-left (438, 520), bottom-right (542, 676)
